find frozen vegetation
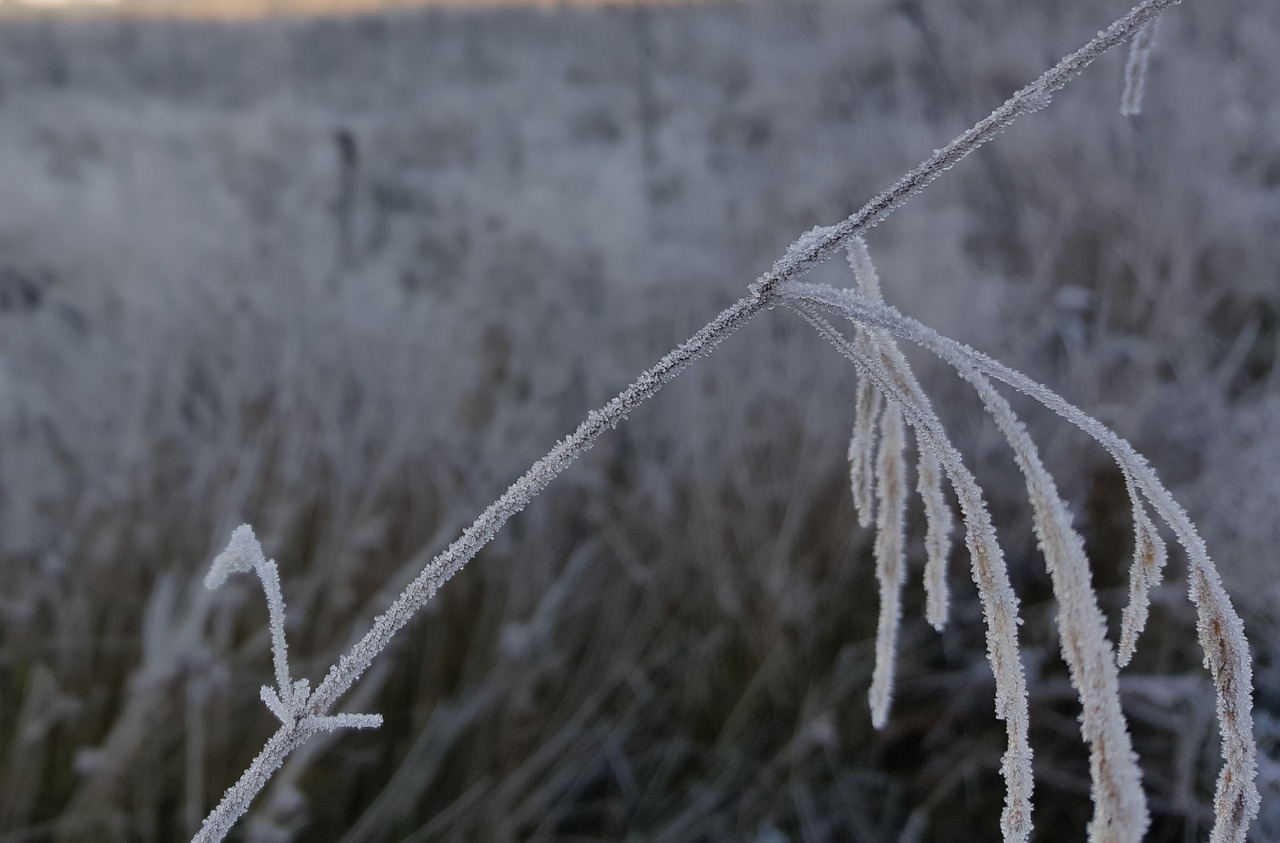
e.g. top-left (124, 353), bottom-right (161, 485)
top-left (0, 0), bottom-right (1277, 840)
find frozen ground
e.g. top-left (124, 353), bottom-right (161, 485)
top-left (0, 1), bottom-right (1277, 840)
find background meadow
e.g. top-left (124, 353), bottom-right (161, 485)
top-left (0, 0), bottom-right (1277, 839)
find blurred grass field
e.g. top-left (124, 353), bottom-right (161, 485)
top-left (0, 0), bottom-right (705, 22)
top-left (0, 0), bottom-right (1277, 840)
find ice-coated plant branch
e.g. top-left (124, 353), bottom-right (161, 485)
top-left (197, 527), bottom-right (382, 843)
top-left (195, 1), bottom-right (1259, 840)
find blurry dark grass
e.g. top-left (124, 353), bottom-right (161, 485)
top-left (1, 269), bottom-right (1252, 842)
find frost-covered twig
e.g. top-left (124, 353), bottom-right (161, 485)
top-left (195, 527), bottom-right (382, 843)
top-left (194, 2), bottom-right (1222, 840)
top-left (205, 526), bottom-right (295, 712)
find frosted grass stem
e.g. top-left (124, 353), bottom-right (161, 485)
top-left (195, 2), bottom-right (1195, 839)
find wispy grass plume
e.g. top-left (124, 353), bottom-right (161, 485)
top-left (781, 280), bottom-right (1259, 843)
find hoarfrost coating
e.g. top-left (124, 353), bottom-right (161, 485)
top-left (193, 2), bottom-right (1258, 840)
